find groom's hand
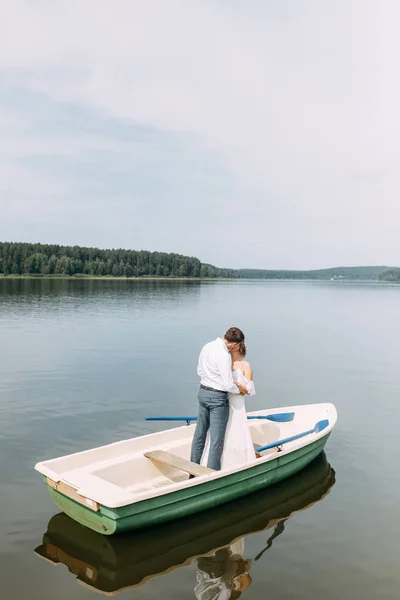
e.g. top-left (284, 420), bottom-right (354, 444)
top-left (236, 382), bottom-right (249, 395)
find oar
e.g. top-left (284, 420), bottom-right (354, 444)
top-left (248, 413), bottom-right (294, 423)
top-left (256, 419), bottom-right (329, 453)
top-left (145, 412), bottom-right (295, 425)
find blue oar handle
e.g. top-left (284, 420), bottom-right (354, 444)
top-left (145, 416), bottom-right (198, 421)
top-left (146, 416), bottom-right (197, 425)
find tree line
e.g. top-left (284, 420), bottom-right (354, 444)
top-left (0, 242), bottom-right (238, 278)
top-left (1, 242), bottom-right (394, 280)
top-left (379, 268), bottom-right (400, 282)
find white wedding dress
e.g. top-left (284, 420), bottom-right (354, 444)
top-left (201, 367), bottom-right (256, 470)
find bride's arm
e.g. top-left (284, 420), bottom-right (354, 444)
top-left (242, 361), bottom-right (253, 381)
top-left (242, 362), bottom-right (256, 396)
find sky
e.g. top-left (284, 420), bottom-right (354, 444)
top-left (0, 0), bottom-right (398, 270)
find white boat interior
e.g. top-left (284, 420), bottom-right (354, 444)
top-left (35, 403), bottom-right (337, 509)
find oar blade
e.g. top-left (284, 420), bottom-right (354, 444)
top-left (247, 413), bottom-right (294, 422)
top-left (265, 412), bottom-right (295, 422)
top-left (314, 419), bottom-right (329, 433)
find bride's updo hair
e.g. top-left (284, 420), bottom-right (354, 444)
top-left (239, 342), bottom-right (247, 357)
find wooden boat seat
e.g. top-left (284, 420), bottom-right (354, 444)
top-left (144, 450), bottom-right (214, 477)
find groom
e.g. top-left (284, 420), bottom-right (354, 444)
top-left (190, 327), bottom-right (249, 471)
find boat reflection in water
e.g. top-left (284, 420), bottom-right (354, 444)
top-left (34, 452), bottom-right (335, 596)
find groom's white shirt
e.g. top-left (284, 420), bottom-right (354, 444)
top-left (197, 338), bottom-right (240, 394)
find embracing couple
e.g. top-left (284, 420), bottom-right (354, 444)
top-left (190, 327), bottom-right (256, 472)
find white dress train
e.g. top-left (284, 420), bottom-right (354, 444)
top-left (200, 368), bottom-right (256, 470)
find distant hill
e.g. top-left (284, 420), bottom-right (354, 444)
top-left (238, 266), bottom-right (391, 280)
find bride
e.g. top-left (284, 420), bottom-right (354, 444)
top-left (201, 342), bottom-right (256, 470)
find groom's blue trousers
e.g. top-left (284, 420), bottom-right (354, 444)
top-left (190, 387), bottom-right (229, 471)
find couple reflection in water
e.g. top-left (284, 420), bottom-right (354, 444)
top-left (194, 538), bottom-right (252, 600)
top-left (194, 520), bottom-right (287, 600)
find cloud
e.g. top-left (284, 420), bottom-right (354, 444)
top-left (0, 0), bottom-right (399, 268)
top-left (0, 83), bottom-right (241, 255)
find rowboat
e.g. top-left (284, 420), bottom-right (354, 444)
top-left (34, 402), bottom-right (337, 535)
top-left (34, 452), bottom-right (335, 595)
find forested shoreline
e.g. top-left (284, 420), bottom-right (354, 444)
top-left (0, 242), bottom-right (237, 278)
top-left (0, 242), bottom-right (397, 280)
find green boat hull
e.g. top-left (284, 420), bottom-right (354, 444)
top-left (36, 452), bottom-right (335, 594)
top-left (46, 434), bottom-right (329, 535)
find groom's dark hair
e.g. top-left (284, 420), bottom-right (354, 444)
top-left (224, 327), bottom-right (245, 343)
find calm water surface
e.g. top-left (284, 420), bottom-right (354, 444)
top-left (0, 278), bottom-right (399, 599)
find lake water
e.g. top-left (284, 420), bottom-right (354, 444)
top-left (0, 278), bottom-right (399, 600)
